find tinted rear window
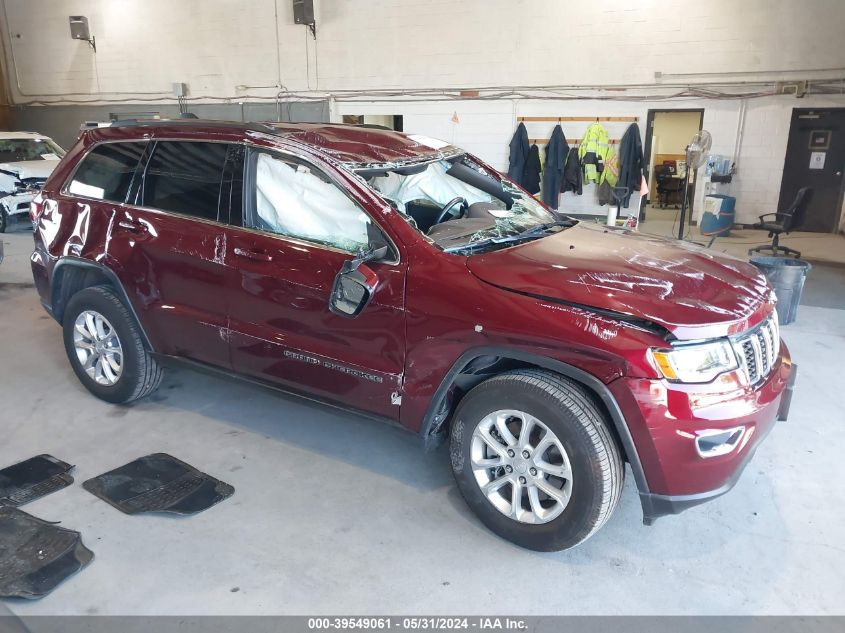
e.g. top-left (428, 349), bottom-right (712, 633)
top-left (141, 141), bottom-right (228, 221)
top-left (67, 142), bottom-right (147, 202)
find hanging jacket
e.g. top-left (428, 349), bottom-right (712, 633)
top-left (578, 122), bottom-right (610, 184)
top-left (507, 122), bottom-right (530, 185)
top-left (617, 123), bottom-right (645, 208)
top-left (522, 144), bottom-right (542, 195)
top-left (562, 146), bottom-right (582, 195)
top-left (541, 124), bottom-right (569, 208)
top-left (596, 146), bottom-right (620, 206)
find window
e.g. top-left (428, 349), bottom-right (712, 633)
top-left (67, 142), bottom-right (146, 202)
top-left (0, 137), bottom-right (65, 162)
top-left (141, 141), bottom-right (229, 221)
top-left (247, 152), bottom-right (373, 252)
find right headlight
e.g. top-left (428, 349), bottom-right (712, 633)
top-left (649, 339), bottom-right (739, 383)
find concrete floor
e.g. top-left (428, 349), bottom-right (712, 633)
top-left (639, 205), bottom-right (845, 265)
top-left (1, 228), bottom-right (845, 616)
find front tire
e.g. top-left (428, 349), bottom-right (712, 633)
top-left (62, 286), bottom-right (163, 404)
top-left (0, 207), bottom-right (8, 233)
top-left (450, 369), bottom-right (623, 551)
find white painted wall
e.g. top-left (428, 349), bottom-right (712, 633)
top-left (2, 0), bottom-right (845, 224)
top-left (4, 0), bottom-right (845, 98)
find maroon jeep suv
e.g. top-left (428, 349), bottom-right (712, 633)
top-left (30, 120), bottom-right (795, 551)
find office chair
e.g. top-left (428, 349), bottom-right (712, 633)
top-left (655, 165), bottom-right (683, 208)
top-left (748, 187), bottom-right (811, 258)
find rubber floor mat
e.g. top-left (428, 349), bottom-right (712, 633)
top-left (0, 507), bottom-right (94, 599)
top-left (82, 453), bottom-right (234, 515)
top-left (0, 455), bottom-right (74, 507)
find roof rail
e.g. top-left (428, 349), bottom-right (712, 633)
top-left (78, 118), bottom-right (278, 134)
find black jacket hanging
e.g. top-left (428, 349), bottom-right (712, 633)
top-left (522, 144), bottom-right (542, 195)
top-left (507, 122), bottom-right (530, 185)
top-left (562, 146), bottom-right (582, 195)
top-left (617, 123), bottom-right (644, 208)
top-left (541, 124), bottom-right (569, 208)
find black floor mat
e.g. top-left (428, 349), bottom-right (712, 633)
top-left (82, 453), bottom-right (234, 515)
top-left (0, 507), bottom-right (94, 599)
top-left (0, 455), bottom-right (74, 507)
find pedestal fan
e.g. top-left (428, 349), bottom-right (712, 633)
top-left (676, 130), bottom-right (712, 240)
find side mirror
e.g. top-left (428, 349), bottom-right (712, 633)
top-left (328, 245), bottom-right (387, 318)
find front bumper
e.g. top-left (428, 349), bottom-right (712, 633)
top-left (610, 342), bottom-right (795, 523)
top-left (1, 191), bottom-right (36, 217)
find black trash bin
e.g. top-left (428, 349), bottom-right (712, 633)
top-left (750, 256), bottom-right (812, 325)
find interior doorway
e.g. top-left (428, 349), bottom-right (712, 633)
top-left (642, 109), bottom-right (704, 212)
top-left (778, 108), bottom-right (845, 233)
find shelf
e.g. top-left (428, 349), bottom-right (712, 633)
top-left (528, 138), bottom-right (621, 145)
top-left (517, 116), bottom-right (639, 123)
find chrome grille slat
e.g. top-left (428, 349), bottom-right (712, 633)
top-left (734, 314), bottom-right (779, 385)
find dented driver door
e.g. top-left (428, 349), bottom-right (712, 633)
top-left (225, 147), bottom-right (407, 419)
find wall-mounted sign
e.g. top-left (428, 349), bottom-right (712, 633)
top-left (809, 130), bottom-right (831, 150)
top-left (809, 151), bottom-right (826, 170)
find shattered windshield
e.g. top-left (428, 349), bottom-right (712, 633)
top-left (361, 153), bottom-right (567, 253)
top-left (0, 138), bottom-right (65, 163)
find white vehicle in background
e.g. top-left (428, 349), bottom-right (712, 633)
top-left (0, 131), bottom-right (65, 232)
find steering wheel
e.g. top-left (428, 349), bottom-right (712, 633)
top-left (435, 197), bottom-right (468, 225)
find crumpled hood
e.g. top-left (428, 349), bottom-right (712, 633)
top-left (466, 222), bottom-right (774, 340)
top-left (0, 159), bottom-right (58, 181)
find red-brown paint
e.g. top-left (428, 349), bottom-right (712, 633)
top-left (31, 121), bottom-right (792, 502)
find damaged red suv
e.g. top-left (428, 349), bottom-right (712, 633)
top-left (31, 120), bottom-right (796, 551)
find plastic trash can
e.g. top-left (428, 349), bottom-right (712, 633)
top-left (750, 256), bottom-right (812, 325)
top-left (700, 194), bottom-right (736, 237)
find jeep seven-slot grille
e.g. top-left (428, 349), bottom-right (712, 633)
top-left (734, 313), bottom-right (779, 385)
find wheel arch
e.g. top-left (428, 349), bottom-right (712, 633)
top-left (51, 257), bottom-right (153, 350)
top-left (419, 346), bottom-right (650, 497)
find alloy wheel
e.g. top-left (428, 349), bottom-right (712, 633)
top-left (73, 310), bottom-right (123, 386)
top-left (470, 409), bottom-right (573, 524)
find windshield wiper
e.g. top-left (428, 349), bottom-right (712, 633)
top-left (445, 218), bottom-right (576, 253)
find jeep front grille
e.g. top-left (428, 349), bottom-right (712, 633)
top-left (733, 313), bottom-right (780, 385)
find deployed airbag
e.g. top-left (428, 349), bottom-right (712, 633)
top-left (371, 161), bottom-right (492, 213)
top-left (256, 153), bottom-right (371, 251)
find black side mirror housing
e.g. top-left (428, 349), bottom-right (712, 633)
top-left (328, 244), bottom-right (388, 318)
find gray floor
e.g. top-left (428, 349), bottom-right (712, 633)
top-left (1, 230), bottom-right (844, 616)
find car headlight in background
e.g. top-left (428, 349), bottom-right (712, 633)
top-left (650, 339), bottom-right (739, 383)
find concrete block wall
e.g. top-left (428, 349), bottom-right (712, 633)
top-left (4, 0), bottom-right (845, 100)
top-left (2, 0), bottom-right (844, 226)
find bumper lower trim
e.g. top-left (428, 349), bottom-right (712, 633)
top-left (640, 470), bottom-right (745, 526)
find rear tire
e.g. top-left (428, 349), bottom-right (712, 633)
top-left (62, 286), bottom-right (163, 404)
top-left (449, 369), bottom-right (623, 551)
top-left (0, 208), bottom-right (8, 233)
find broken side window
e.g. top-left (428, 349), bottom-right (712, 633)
top-left (246, 152), bottom-right (372, 252)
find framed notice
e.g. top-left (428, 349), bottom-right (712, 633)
top-left (809, 130), bottom-right (831, 150)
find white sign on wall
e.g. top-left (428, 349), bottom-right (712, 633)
top-left (809, 152), bottom-right (826, 170)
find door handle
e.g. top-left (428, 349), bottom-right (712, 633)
top-left (234, 247), bottom-right (273, 262)
top-left (117, 219), bottom-right (146, 233)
